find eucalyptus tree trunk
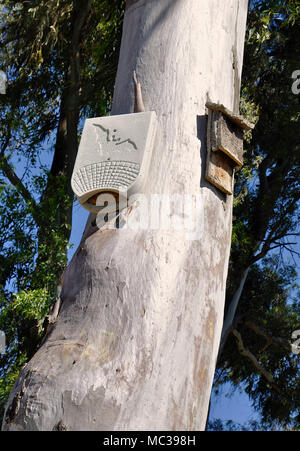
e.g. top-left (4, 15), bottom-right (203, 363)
top-left (3, 0), bottom-right (249, 431)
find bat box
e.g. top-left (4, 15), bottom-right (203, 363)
top-left (205, 102), bottom-right (254, 195)
top-left (71, 111), bottom-right (157, 212)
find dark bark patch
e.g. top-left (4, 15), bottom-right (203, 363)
top-left (5, 389), bottom-right (24, 424)
top-left (52, 420), bottom-right (68, 431)
top-left (205, 307), bottom-right (216, 343)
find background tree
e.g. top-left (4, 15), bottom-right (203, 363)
top-left (210, 0), bottom-right (300, 430)
top-left (0, 0), bottom-right (125, 419)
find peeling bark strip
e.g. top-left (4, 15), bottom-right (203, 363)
top-left (133, 71), bottom-right (145, 113)
top-left (3, 0), bottom-right (249, 431)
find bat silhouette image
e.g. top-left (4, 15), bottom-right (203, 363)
top-left (93, 123), bottom-right (137, 150)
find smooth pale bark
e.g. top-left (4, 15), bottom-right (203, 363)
top-left (3, 0), bottom-right (248, 431)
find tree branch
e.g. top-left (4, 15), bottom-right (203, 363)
top-left (218, 267), bottom-right (250, 360)
top-left (1, 156), bottom-right (37, 209)
top-left (231, 328), bottom-right (283, 395)
top-left (245, 321), bottom-right (291, 353)
top-left (42, 0), bottom-right (93, 238)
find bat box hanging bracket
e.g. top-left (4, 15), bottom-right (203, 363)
top-left (205, 102), bottom-right (254, 195)
top-left (71, 111), bottom-right (157, 213)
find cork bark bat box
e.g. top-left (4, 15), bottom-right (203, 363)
top-left (71, 111), bottom-right (157, 212)
top-left (205, 102), bottom-right (254, 195)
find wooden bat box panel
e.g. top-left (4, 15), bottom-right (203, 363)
top-left (205, 102), bottom-right (254, 195)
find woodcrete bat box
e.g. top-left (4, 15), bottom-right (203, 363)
top-left (71, 111), bottom-right (157, 212)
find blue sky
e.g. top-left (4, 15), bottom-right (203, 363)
top-left (210, 384), bottom-right (259, 425)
